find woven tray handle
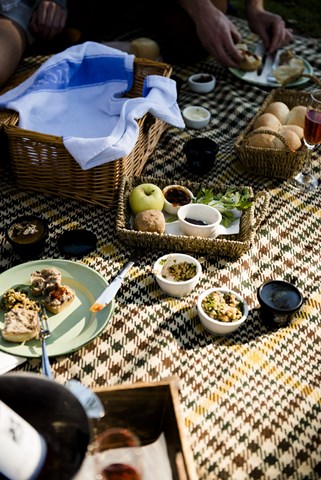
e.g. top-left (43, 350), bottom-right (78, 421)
top-left (243, 128), bottom-right (296, 152)
top-left (251, 190), bottom-right (270, 232)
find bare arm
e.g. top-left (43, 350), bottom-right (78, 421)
top-left (177, 0), bottom-right (244, 67)
top-left (29, 0), bottom-right (67, 40)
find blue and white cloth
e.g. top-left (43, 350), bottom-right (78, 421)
top-left (0, 41), bottom-right (185, 169)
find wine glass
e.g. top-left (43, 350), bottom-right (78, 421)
top-left (92, 427), bottom-right (143, 480)
top-left (292, 89), bottom-right (321, 190)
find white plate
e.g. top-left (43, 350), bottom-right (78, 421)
top-left (229, 57), bottom-right (313, 88)
top-left (0, 259), bottom-right (114, 358)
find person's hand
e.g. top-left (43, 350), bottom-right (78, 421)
top-left (246, 9), bottom-right (293, 53)
top-left (194, 7), bottom-right (244, 67)
top-left (29, 1), bottom-right (67, 40)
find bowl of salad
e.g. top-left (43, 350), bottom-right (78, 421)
top-left (197, 287), bottom-right (248, 335)
top-left (154, 253), bottom-right (202, 297)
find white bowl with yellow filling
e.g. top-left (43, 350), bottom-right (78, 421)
top-left (154, 253), bottom-right (202, 297)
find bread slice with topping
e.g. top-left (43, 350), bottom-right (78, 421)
top-left (2, 307), bottom-right (38, 343)
top-left (44, 285), bottom-right (75, 314)
top-left (30, 268), bottom-right (62, 296)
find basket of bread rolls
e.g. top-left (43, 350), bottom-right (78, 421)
top-left (234, 89), bottom-right (311, 179)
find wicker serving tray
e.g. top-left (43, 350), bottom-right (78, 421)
top-left (234, 88), bottom-right (310, 179)
top-left (0, 58), bottom-right (172, 208)
top-left (115, 175), bottom-right (270, 258)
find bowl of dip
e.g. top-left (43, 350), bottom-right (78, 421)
top-left (197, 287), bottom-right (248, 335)
top-left (154, 253), bottom-right (202, 297)
top-left (162, 185), bottom-right (194, 215)
top-left (188, 73), bottom-right (216, 93)
top-left (177, 203), bottom-right (222, 238)
top-left (182, 106), bottom-right (211, 129)
top-left (257, 280), bottom-right (303, 328)
top-left (6, 215), bottom-right (49, 257)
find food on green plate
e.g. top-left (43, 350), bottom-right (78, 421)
top-left (30, 267), bottom-right (62, 296)
top-left (201, 291), bottom-right (243, 323)
top-left (1, 288), bottom-right (39, 312)
top-left (129, 183), bottom-right (164, 215)
top-left (161, 260), bottom-right (197, 282)
top-left (2, 307), bottom-right (39, 343)
top-left (44, 285), bottom-right (75, 314)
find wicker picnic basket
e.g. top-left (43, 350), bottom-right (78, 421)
top-left (116, 175), bottom-right (270, 258)
top-left (234, 88), bottom-right (310, 179)
top-left (0, 58), bottom-right (172, 208)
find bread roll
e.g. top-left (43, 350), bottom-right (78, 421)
top-left (286, 106), bottom-right (307, 128)
top-left (248, 128), bottom-right (275, 148)
top-left (30, 267), bottom-right (61, 296)
top-left (265, 102), bottom-right (290, 124)
top-left (130, 38), bottom-right (160, 60)
top-left (44, 285), bottom-right (75, 314)
top-left (272, 127), bottom-right (302, 151)
top-left (253, 113), bottom-right (281, 131)
top-left (134, 209), bottom-right (165, 234)
top-left (2, 307), bottom-right (38, 343)
top-left (282, 124), bottom-right (304, 139)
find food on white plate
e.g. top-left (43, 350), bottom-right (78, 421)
top-left (1, 288), bottom-right (39, 312)
top-left (44, 285), bottom-right (75, 314)
top-left (273, 57), bottom-right (305, 85)
top-left (253, 112), bottom-right (281, 131)
top-left (265, 101), bottom-right (290, 124)
top-left (129, 183), bottom-right (164, 215)
top-left (201, 290), bottom-right (243, 323)
top-left (236, 43), bottom-right (262, 71)
top-left (2, 307), bottom-right (39, 343)
top-left (133, 209), bottom-right (165, 234)
top-left (286, 105), bottom-right (307, 129)
top-left (30, 267), bottom-right (62, 296)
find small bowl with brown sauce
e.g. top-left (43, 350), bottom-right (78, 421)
top-left (6, 215), bottom-right (49, 257)
top-left (162, 184), bottom-right (194, 215)
top-left (177, 203), bottom-right (222, 238)
top-left (188, 73), bottom-right (216, 93)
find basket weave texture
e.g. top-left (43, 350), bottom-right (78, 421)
top-left (234, 88), bottom-right (310, 179)
top-left (116, 175), bottom-right (270, 258)
top-left (0, 58), bottom-right (172, 208)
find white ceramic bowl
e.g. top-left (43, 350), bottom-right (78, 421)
top-left (177, 203), bottom-right (222, 238)
top-left (197, 288), bottom-right (249, 335)
top-left (182, 106), bottom-right (211, 129)
top-left (162, 185), bottom-right (194, 215)
top-left (154, 253), bottom-right (202, 297)
top-left (188, 73), bottom-right (216, 93)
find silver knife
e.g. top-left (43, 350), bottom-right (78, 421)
top-left (90, 258), bottom-right (136, 312)
top-left (257, 53), bottom-right (267, 76)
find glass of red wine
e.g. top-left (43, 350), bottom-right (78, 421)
top-left (93, 427), bottom-right (143, 480)
top-left (292, 89), bottom-right (321, 190)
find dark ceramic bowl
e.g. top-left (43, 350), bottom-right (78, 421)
top-left (183, 137), bottom-right (219, 175)
top-left (257, 280), bottom-right (303, 327)
top-left (6, 215), bottom-right (49, 257)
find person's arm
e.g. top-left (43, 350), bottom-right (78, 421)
top-left (245, 0), bottom-right (292, 53)
top-left (29, 0), bottom-right (67, 40)
top-left (176, 0), bottom-right (244, 67)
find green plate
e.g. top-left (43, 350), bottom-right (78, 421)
top-left (229, 57), bottom-right (313, 88)
top-left (0, 259), bottom-right (114, 358)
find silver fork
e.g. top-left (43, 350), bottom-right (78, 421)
top-left (37, 305), bottom-right (53, 378)
top-left (266, 49), bottom-right (282, 83)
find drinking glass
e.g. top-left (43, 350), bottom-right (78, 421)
top-left (292, 89), bottom-right (321, 190)
top-left (92, 427), bottom-right (143, 480)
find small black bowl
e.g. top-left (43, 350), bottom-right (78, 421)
top-left (6, 215), bottom-right (49, 258)
top-left (257, 280), bottom-right (303, 328)
top-left (183, 137), bottom-right (219, 175)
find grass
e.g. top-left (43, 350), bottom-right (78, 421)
top-left (230, 0), bottom-right (321, 38)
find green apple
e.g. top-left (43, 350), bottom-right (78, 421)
top-left (129, 183), bottom-right (164, 215)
